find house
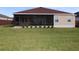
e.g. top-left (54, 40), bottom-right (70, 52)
top-left (75, 12), bottom-right (79, 27)
top-left (13, 7), bottom-right (75, 28)
top-left (0, 14), bottom-right (13, 25)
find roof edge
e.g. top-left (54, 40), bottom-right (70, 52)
top-left (14, 7), bottom-right (72, 14)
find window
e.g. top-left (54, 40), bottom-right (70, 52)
top-left (55, 19), bottom-right (59, 22)
top-left (68, 19), bottom-right (71, 22)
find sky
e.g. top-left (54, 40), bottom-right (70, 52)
top-left (0, 7), bottom-right (79, 17)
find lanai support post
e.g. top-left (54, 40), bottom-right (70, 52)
top-left (18, 16), bottom-right (20, 26)
top-left (22, 16), bottom-right (25, 28)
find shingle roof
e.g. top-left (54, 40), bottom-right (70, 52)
top-left (0, 14), bottom-right (12, 19)
top-left (15, 7), bottom-right (70, 14)
top-left (75, 12), bottom-right (79, 14)
top-left (75, 12), bottom-right (79, 17)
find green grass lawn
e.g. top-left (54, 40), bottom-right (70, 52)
top-left (0, 26), bottom-right (79, 51)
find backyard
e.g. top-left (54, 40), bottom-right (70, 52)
top-left (0, 26), bottom-right (79, 51)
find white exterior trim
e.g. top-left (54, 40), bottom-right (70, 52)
top-left (14, 13), bottom-right (54, 15)
top-left (14, 13), bottom-right (75, 15)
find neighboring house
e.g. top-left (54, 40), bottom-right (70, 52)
top-left (0, 14), bottom-right (13, 25)
top-left (75, 12), bottom-right (79, 27)
top-left (13, 7), bottom-right (75, 28)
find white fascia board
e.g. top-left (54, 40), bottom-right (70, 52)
top-left (14, 13), bottom-right (54, 15)
top-left (14, 13), bottom-right (74, 16)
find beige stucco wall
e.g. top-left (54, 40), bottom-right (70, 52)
top-left (53, 13), bottom-right (75, 28)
